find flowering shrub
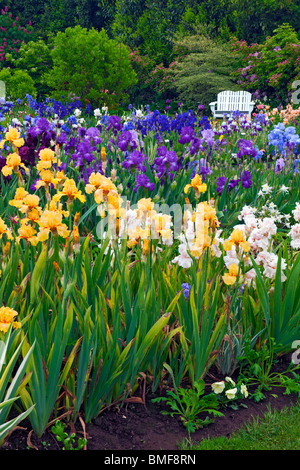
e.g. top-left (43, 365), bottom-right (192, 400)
top-left (230, 24), bottom-right (300, 106)
top-left (0, 5), bottom-right (35, 65)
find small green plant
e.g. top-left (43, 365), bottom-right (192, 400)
top-left (152, 363), bottom-right (224, 433)
top-left (238, 338), bottom-right (300, 402)
top-left (51, 420), bottom-right (87, 450)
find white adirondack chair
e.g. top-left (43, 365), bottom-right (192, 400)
top-left (209, 90), bottom-right (255, 119)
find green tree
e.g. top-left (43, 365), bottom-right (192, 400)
top-left (169, 32), bottom-right (237, 110)
top-left (112, 0), bottom-right (187, 65)
top-left (6, 38), bottom-right (54, 99)
top-left (232, 0), bottom-right (295, 43)
top-left (44, 26), bottom-right (137, 108)
top-left (0, 68), bottom-right (37, 100)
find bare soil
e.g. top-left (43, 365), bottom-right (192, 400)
top-left (1, 353), bottom-right (299, 452)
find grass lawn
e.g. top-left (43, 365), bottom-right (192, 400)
top-left (179, 402), bottom-right (300, 450)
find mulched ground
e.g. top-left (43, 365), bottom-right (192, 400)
top-left (1, 353), bottom-right (299, 451)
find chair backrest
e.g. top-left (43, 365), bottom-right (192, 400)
top-left (217, 90), bottom-right (252, 112)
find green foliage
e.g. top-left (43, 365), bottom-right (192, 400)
top-left (4, 0), bottom-right (78, 39)
top-left (44, 25), bottom-right (137, 108)
top-left (152, 363), bottom-right (223, 433)
top-left (51, 420), bottom-right (87, 450)
top-left (169, 32), bottom-right (238, 111)
top-left (230, 23), bottom-right (300, 106)
top-left (7, 39), bottom-right (54, 98)
top-left (238, 338), bottom-right (300, 402)
top-left (232, 0), bottom-right (296, 44)
top-left (0, 324), bottom-right (35, 447)
top-left (0, 6), bottom-right (35, 66)
top-left (128, 49), bottom-right (176, 106)
top-left (246, 251), bottom-right (300, 351)
top-left (0, 68), bottom-right (37, 100)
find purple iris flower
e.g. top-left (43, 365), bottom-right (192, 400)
top-left (178, 126), bottom-right (194, 144)
top-left (275, 157), bottom-right (285, 173)
top-left (78, 127), bottom-right (86, 138)
top-left (35, 117), bottom-right (51, 132)
top-left (157, 145), bottom-right (168, 157)
top-left (216, 176), bottom-right (238, 193)
top-left (189, 137), bottom-right (202, 155)
top-left (86, 127), bottom-right (100, 139)
top-left (216, 176), bottom-right (228, 194)
top-left (57, 132), bottom-right (68, 145)
top-left (237, 139), bottom-right (257, 159)
top-left (123, 149), bottom-right (147, 172)
top-left (199, 165), bottom-right (212, 180)
top-left (117, 131), bottom-right (132, 151)
top-left (182, 283), bottom-right (192, 299)
top-left (108, 115), bottom-right (123, 133)
top-left (133, 174), bottom-right (155, 192)
top-left (154, 148), bottom-right (179, 178)
top-left (18, 145), bottom-right (36, 166)
top-left (240, 170), bottom-right (252, 188)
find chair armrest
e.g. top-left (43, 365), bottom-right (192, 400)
top-left (209, 101), bottom-right (217, 114)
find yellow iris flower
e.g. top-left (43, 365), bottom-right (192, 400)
top-left (36, 209), bottom-right (70, 242)
top-left (222, 263), bottom-right (239, 286)
top-left (53, 178), bottom-right (86, 204)
top-left (0, 217), bottom-right (13, 240)
top-left (184, 174), bottom-right (207, 197)
top-left (0, 306), bottom-right (21, 333)
top-left (0, 128), bottom-right (24, 150)
top-left (1, 153), bottom-right (28, 177)
top-left (16, 221), bottom-right (38, 246)
top-left (223, 228), bottom-right (250, 253)
top-left (9, 187), bottom-right (29, 208)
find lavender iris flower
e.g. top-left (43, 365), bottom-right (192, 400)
top-left (201, 129), bottom-right (215, 147)
top-left (182, 283), bottom-right (192, 299)
top-left (275, 157), bottom-right (285, 173)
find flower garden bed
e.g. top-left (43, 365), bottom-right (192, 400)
top-left (2, 352), bottom-right (299, 451)
top-left (0, 96), bottom-right (300, 451)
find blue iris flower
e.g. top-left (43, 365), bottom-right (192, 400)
top-left (181, 283), bottom-right (192, 299)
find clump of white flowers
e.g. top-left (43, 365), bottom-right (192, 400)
top-left (211, 377), bottom-right (248, 404)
